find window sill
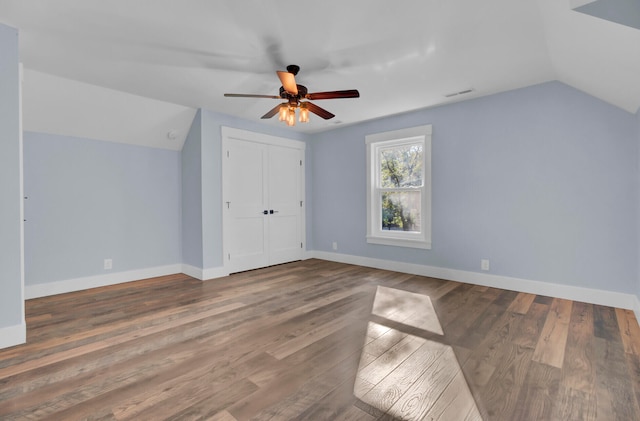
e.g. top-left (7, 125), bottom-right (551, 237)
top-left (366, 236), bottom-right (432, 250)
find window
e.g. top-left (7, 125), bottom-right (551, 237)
top-left (366, 124), bottom-right (431, 249)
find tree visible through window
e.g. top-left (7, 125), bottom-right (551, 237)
top-left (366, 125), bottom-right (431, 249)
top-left (380, 143), bottom-right (423, 232)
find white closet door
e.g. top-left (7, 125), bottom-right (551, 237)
top-left (268, 144), bottom-right (302, 266)
top-left (224, 139), bottom-right (269, 273)
top-left (222, 127), bottom-right (304, 274)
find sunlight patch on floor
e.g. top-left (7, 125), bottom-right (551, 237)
top-left (371, 286), bottom-right (444, 335)
top-left (354, 286), bottom-right (482, 420)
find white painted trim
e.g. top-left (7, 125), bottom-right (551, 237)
top-left (0, 322), bottom-right (26, 349)
top-left (365, 124), bottom-right (432, 250)
top-left (25, 264), bottom-right (182, 299)
top-left (221, 126), bottom-right (306, 151)
top-left (634, 295), bottom-right (640, 323)
top-left (181, 264), bottom-right (229, 281)
top-left (309, 251), bottom-right (638, 310)
top-left (202, 267), bottom-right (230, 281)
top-left (181, 264), bottom-right (204, 280)
top-left (18, 62), bottom-right (26, 326)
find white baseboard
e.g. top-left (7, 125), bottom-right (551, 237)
top-left (181, 264), bottom-right (229, 281)
top-left (0, 322), bottom-right (26, 349)
top-left (202, 267), bottom-right (229, 281)
top-left (181, 264), bottom-right (204, 280)
top-left (309, 251), bottom-right (639, 311)
top-left (25, 264), bottom-right (183, 299)
top-left (22, 253), bottom-right (640, 319)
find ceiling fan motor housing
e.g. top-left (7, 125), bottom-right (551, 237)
top-left (279, 84), bottom-right (308, 99)
top-left (286, 64), bottom-right (300, 75)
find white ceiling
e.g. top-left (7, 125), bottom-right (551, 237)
top-left (1, 0), bottom-right (639, 138)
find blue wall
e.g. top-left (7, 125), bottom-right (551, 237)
top-left (181, 109), bottom-right (203, 268)
top-left (0, 23), bottom-right (23, 331)
top-left (23, 132), bottom-right (182, 285)
top-left (311, 82), bottom-right (639, 294)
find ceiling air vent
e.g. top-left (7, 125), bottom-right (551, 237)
top-left (445, 89), bottom-right (474, 98)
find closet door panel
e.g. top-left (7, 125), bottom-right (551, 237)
top-left (224, 139), bottom-right (269, 273)
top-left (268, 145), bottom-right (302, 266)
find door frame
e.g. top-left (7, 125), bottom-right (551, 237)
top-left (221, 126), bottom-right (306, 274)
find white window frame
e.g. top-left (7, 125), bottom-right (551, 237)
top-left (366, 124), bottom-right (432, 249)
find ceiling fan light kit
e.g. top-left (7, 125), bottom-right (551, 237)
top-left (224, 64), bottom-right (359, 127)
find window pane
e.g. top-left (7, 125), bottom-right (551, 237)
top-left (381, 191), bottom-right (421, 232)
top-left (379, 143), bottom-right (423, 188)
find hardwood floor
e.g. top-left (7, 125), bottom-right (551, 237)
top-left (1, 259), bottom-right (640, 420)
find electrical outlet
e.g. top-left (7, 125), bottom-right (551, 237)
top-left (332, 241), bottom-right (338, 251)
top-left (104, 258), bottom-right (113, 270)
top-left (481, 259), bottom-right (490, 271)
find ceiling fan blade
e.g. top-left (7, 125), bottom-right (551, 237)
top-left (305, 101), bottom-right (335, 120)
top-left (261, 104), bottom-right (284, 119)
top-left (277, 70), bottom-right (298, 95)
top-left (224, 93), bottom-right (281, 99)
top-left (306, 90), bottom-right (360, 100)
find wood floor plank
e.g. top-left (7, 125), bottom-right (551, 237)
top-left (512, 361), bottom-right (562, 420)
top-left (626, 353), bottom-right (640, 419)
top-left (561, 301), bottom-right (596, 394)
top-left (154, 378), bottom-right (258, 421)
top-left (454, 289), bottom-right (516, 350)
top-left (360, 324), bottom-right (408, 360)
top-left (532, 298), bottom-right (573, 368)
top-left (229, 345), bottom-right (362, 421)
top-left (481, 344), bottom-right (534, 420)
top-left (616, 308), bottom-right (640, 356)
top-left (593, 304), bottom-right (622, 342)
top-left (431, 283), bottom-right (476, 326)
top-left (266, 303), bottom-right (368, 360)
top-left (333, 405), bottom-right (377, 421)
top-left (419, 369), bottom-right (483, 421)
top-left (444, 285), bottom-right (502, 343)
top-left (379, 344), bottom-right (460, 420)
top-left (463, 298), bottom-right (530, 372)
top-left (511, 301), bottom-right (549, 350)
top-left (357, 333), bottom-right (425, 385)
top-left (250, 348), bottom-right (365, 421)
top-left (593, 336), bottom-right (640, 420)
top-left (553, 387), bottom-right (598, 421)
top-left (359, 339), bottom-right (449, 414)
top-left (507, 292), bottom-right (536, 314)
top-left (1, 259), bottom-right (639, 420)
top-left (208, 411), bottom-right (239, 421)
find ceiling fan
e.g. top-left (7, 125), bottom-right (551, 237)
top-left (224, 64), bottom-right (359, 126)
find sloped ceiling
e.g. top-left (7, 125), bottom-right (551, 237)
top-left (1, 0), bottom-right (639, 147)
top-left (574, 0), bottom-right (640, 31)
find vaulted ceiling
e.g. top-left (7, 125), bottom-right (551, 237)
top-left (1, 0), bottom-right (639, 142)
